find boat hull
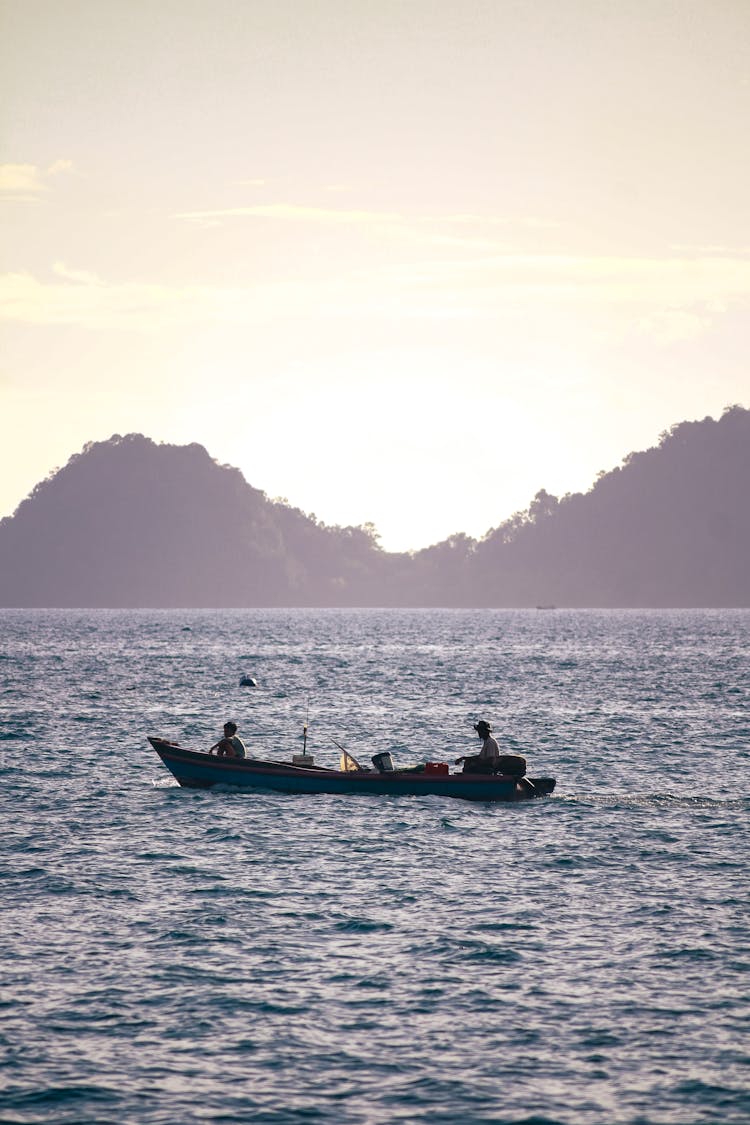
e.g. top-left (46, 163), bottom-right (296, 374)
top-left (147, 738), bottom-right (555, 803)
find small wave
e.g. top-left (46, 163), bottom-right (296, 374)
top-left (458, 942), bottom-right (523, 964)
top-left (333, 917), bottom-right (394, 933)
top-left (155, 930), bottom-right (204, 945)
top-left (1, 1085), bottom-right (120, 1110)
top-left (475, 920), bottom-right (537, 933)
top-left (136, 850), bottom-right (184, 860)
top-left (652, 946), bottom-right (720, 963)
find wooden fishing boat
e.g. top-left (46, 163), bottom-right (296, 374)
top-left (147, 737), bottom-right (556, 803)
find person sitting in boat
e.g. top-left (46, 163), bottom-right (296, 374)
top-left (455, 720), bottom-right (500, 773)
top-left (209, 721), bottom-right (247, 758)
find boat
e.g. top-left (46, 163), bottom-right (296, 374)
top-left (147, 737), bottom-right (556, 803)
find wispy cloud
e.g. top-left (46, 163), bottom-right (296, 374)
top-left (52, 262), bottom-right (103, 286)
top-left (374, 250), bottom-right (750, 303)
top-left (671, 244), bottom-right (750, 257)
top-left (172, 201), bottom-right (552, 253)
top-left (2, 250), bottom-right (749, 342)
top-left (174, 201), bottom-right (555, 232)
top-left (0, 266), bottom-right (328, 330)
top-left (175, 203), bottom-right (400, 226)
top-left (0, 160), bottom-right (73, 201)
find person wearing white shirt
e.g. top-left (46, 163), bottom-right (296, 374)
top-left (475, 720), bottom-right (500, 762)
top-left (209, 720), bottom-right (247, 759)
top-left (455, 719), bottom-right (500, 772)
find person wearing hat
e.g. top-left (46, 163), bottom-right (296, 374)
top-left (474, 720), bottom-right (500, 763)
top-left (455, 720), bottom-right (500, 772)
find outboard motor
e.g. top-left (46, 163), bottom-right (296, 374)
top-left (497, 754), bottom-right (527, 776)
top-left (461, 753), bottom-right (527, 776)
top-left (371, 751), bottom-right (395, 772)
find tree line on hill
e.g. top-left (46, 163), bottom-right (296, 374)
top-left (0, 404), bottom-right (748, 607)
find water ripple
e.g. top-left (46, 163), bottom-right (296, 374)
top-left (1, 608), bottom-right (749, 1124)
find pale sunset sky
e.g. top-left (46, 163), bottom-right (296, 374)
top-left (1, 0), bottom-right (748, 550)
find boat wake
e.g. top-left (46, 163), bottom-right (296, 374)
top-left (558, 791), bottom-right (749, 811)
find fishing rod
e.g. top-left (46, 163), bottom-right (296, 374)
top-left (331, 736), bottom-right (363, 771)
top-left (292, 695), bottom-right (315, 766)
top-left (303, 695), bottom-right (309, 757)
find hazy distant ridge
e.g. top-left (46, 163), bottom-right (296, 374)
top-left (1, 406), bottom-right (748, 607)
top-left (468, 405), bottom-right (750, 607)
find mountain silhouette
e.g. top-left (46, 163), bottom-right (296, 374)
top-left (466, 404), bottom-right (750, 607)
top-left (0, 406), bottom-right (748, 607)
top-left (0, 435), bottom-right (400, 607)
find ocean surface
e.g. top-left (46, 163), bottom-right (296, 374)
top-left (1, 608), bottom-right (748, 1125)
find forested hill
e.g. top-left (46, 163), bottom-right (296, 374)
top-left (0, 406), bottom-right (748, 607)
top-left (0, 435), bottom-right (406, 607)
top-left (464, 404), bottom-right (750, 607)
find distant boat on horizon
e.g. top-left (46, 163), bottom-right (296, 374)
top-left (536, 604), bottom-right (556, 610)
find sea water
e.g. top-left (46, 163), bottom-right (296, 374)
top-left (1, 608), bottom-right (748, 1125)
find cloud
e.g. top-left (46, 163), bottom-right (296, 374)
top-left (175, 203), bottom-right (398, 226)
top-left (2, 249), bottom-right (749, 342)
top-left (47, 160), bottom-right (74, 177)
top-left (671, 243), bottom-right (750, 257)
top-left (52, 262), bottom-right (105, 286)
top-left (0, 266), bottom-right (326, 330)
top-left (174, 201), bottom-right (553, 235)
top-left (0, 164), bottom-right (47, 199)
top-left (0, 160), bottom-right (74, 201)
top-left (377, 250), bottom-right (750, 303)
top-left (0, 270), bottom-right (209, 329)
top-left (172, 202), bottom-right (551, 254)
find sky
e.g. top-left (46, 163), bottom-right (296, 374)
top-left (1, 0), bottom-right (749, 551)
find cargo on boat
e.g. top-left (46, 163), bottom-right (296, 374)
top-left (147, 737), bottom-right (556, 803)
